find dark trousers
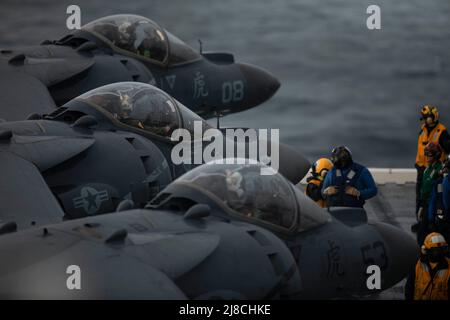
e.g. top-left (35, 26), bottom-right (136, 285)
top-left (415, 166), bottom-right (426, 245)
top-left (417, 206), bottom-right (429, 246)
top-left (415, 165), bottom-right (425, 215)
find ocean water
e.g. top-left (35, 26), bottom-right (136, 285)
top-left (1, 0), bottom-right (449, 167)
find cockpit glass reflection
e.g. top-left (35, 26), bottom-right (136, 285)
top-left (76, 83), bottom-right (181, 137)
top-left (177, 162), bottom-right (297, 229)
top-left (83, 14), bottom-right (169, 63)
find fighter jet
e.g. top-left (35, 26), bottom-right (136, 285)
top-left (0, 82), bottom-right (308, 229)
top-left (0, 14), bottom-right (280, 121)
top-left (0, 161), bottom-right (417, 299)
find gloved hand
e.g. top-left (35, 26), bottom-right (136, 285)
top-left (323, 186), bottom-right (339, 196)
top-left (435, 212), bottom-right (445, 225)
top-left (345, 186), bottom-right (360, 198)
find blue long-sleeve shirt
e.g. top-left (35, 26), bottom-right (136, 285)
top-left (322, 164), bottom-right (378, 201)
top-left (428, 175), bottom-right (450, 221)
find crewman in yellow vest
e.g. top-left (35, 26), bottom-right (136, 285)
top-left (415, 106), bottom-right (450, 219)
top-left (305, 158), bottom-right (333, 207)
top-left (405, 232), bottom-right (450, 300)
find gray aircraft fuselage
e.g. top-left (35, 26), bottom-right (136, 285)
top-left (0, 194), bottom-right (417, 299)
top-left (0, 102), bottom-right (309, 227)
top-left (0, 29), bottom-right (280, 121)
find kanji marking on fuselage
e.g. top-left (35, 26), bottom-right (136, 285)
top-left (193, 71), bottom-right (208, 99)
top-left (326, 240), bottom-right (345, 278)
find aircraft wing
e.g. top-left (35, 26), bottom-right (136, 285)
top-left (0, 151), bottom-right (65, 229)
top-left (0, 210), bottom-right (220, 299)
top-left (0, 132), bottom-right (96, 229)
top-left (0, 231), bottom-right (187, 299)
top-left (0, 51), bottom-right (94, 121)
top-left (0, 70), bottom-right (56, 121)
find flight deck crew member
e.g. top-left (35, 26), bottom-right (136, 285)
top-left (405, 232), bottom-right (450, 300)
top-left (428, 156), bottom-right (450, 242)
top-left (415, 106), bottom-right (450, 214)
top-left (305, 158), bottom-right (333, 208)
top-left (322, 146), bottom-right (377, 208)
top-left (416, 142), bottom-right (444, 245)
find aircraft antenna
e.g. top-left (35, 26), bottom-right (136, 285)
top-left (215, 111), bottom-right (221, 129)
top-left (198, 39), bottom-right (203, 54)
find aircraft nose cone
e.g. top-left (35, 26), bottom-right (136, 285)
top-left (237, 63), bottom-right (281, 107)
top-left (372, 222), bottom-right (418, 289)
top-left (278, 143), bottom-right (310, 184)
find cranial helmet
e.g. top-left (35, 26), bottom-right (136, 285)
top-left (331, 146), bottom-right (353, 169)
top-left (420, 105), bottom-right (439, 126)
top-left (421, 232), bottom-right (449, 261)
top-left (312, 158), bottom-right (333, 178)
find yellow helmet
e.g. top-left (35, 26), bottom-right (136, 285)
top-left (312, 158), bottom-right (333, 178)
top-left (420, 105), bottom-right (439, 124)
top-left (423, 232), bottom-right (447, 250)
top-left (421, 232), bottom-right (449, 259)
